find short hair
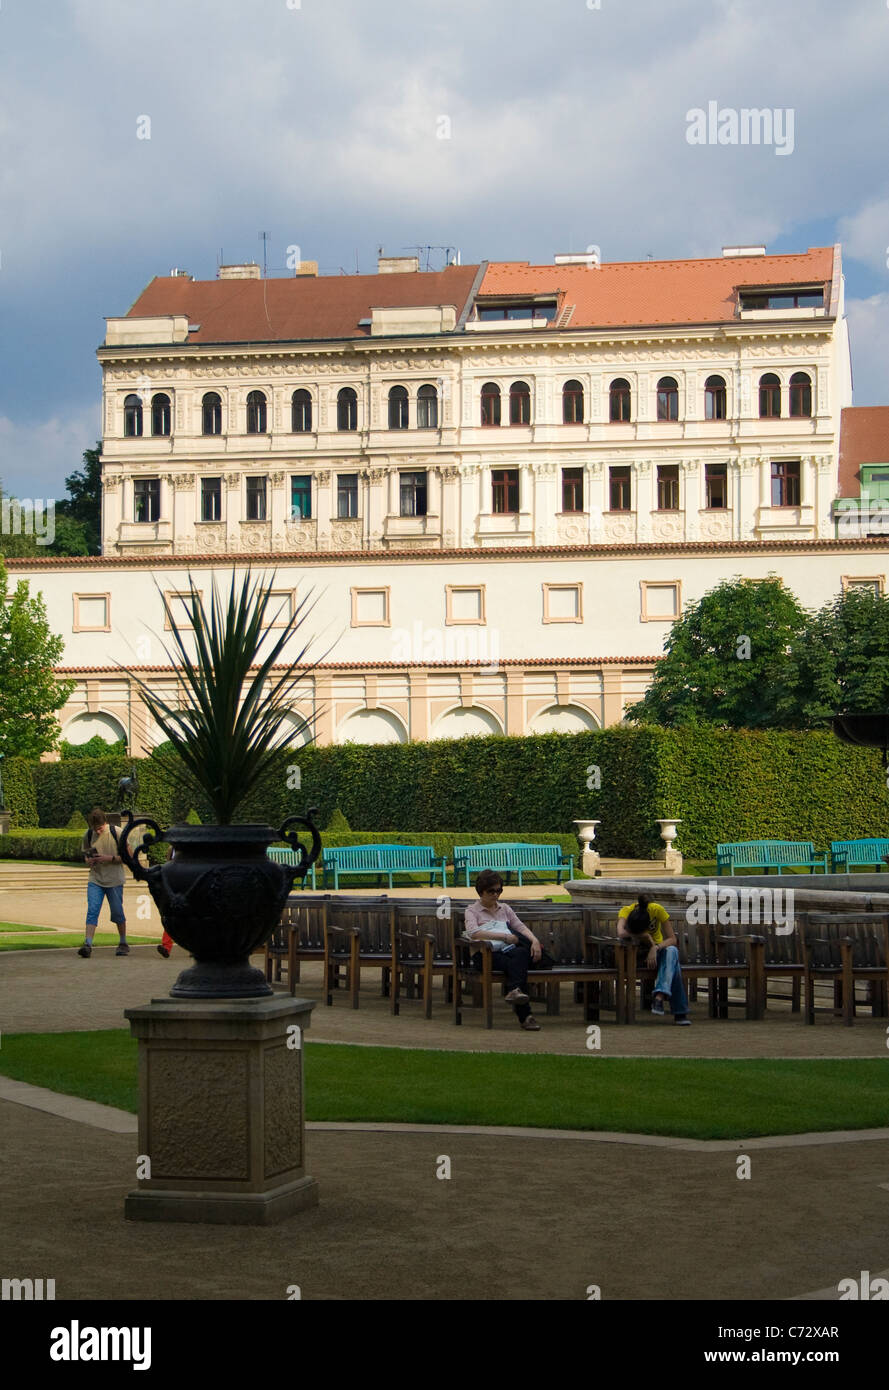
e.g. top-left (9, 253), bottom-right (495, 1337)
top-left (624, 895), bottom-right (652, 934)
top-left (87, 807), bottom-right (107, 831)
top-left (475, 869), bottom-right (504, 896)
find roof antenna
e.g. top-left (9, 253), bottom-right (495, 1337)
top-left (259, 231), bottom-right (271, 278)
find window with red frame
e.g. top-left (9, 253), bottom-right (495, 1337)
top-left (492, 468), bottom-right (519, 513)
top-left (759, 374), bottom-right (781, 418)
top-left (789, 372), bottom-right (812, 418)
top-left (609, 466), bottom-right (631, 511)
top-left (509, 381), bottom-right (531, 425)
top-left (561, 468), bottom-right (584, 512)
top-left (609, 378), bottom-right (631, 422)
top-left (771, 460), bottom-right (800, 507)
top-left (481, 382), bottom-right (501, 427)
top-left (563, 380), bottom-right (584, 424)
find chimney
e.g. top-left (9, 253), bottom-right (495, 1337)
top-left (293, 260), bottom-right (318, 277)
top-left (218, 263), bottom-right (262, 280)
top-left (378, 255), bottom-right (420, 274)
top-left (722, 245), bottom-right (766, 257)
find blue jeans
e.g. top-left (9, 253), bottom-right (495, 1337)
top-left (86, 881), bottom-right (126, 928)
top-left (654, 944), bottom-right (689, 1016)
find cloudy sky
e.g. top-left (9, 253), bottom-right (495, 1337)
top-left (1, 0), bottom-right (887, 500)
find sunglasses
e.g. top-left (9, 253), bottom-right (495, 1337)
top-left (481, 886), bottom-right (503, 893)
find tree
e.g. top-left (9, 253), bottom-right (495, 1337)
top-left (55, 442), bottom-right (102, 554)
top-left (781, 588), bottom-right (889, 726)
top-left (625, 575), bottom-right (808, 728)
top-left (0, 561), bottom-right (75, 757)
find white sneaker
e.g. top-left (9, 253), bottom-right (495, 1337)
top-left (504, 988), bottom-right (529, 1003)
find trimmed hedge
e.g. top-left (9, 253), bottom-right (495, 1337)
top-left (11, 726), bottom-right (889, 861)
top-left (4, 757), bottom-right (39, 829)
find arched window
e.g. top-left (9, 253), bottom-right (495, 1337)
top-left (609, 378), bottom-right (631, 422)
top-left (789, 371), bottom-right (812, 418)
top-left (246, 390), bottom-right (267, 434)
top-left (124, 394), bottom-right (143, 437)
top-left (509, 380), bottom-right (531, 426)
top-left (417, 384), bottom-right (438, 429)
top-left (563, 380), bottom-right (584, 424)
top-left (202, 392), bottom-right (222, 436)
top-left (151, 392), bottom-right (171, 436)
top-left (291, 389), bottom-right (312, 432)
top-left (704, 375), bottom-right (727, 421)
top-left (388, 385), bottom-right (409, 430)
top-left (480, 382), bottom-right (501, 427)
top-left (759, 373), bottom-right (781, 418)
top-left (337, 387), bottom-right (358, 431)
top-left (656, 376), bottom-right (679, 421)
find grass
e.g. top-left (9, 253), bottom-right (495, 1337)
top-left (0, 934), bottom-right (156, 952)
top-left (0, 922), bottom-right (47, 932)
top-left (0, 1031), bottom-right (887, 1139)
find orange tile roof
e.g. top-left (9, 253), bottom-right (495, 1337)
top-left (479, 248), bottom-right (835, 328)
top-left (838, 406), bottom-right (889, 495)
top-left (123, 265), bottom-right (482, 345)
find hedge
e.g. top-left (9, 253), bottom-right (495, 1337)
top-left (4, 757), bottom-right (39, 829)
top-left (11, 726), bottom-right (889, 861)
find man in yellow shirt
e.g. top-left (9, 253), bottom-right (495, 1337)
top-left (617, 896), bottom-right (690, 1024)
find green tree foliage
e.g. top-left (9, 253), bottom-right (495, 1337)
top-left (625, 576), bottom-right (809, 729)
top-left (0, 563), bottom-right (74, 758)
top-left (60, 736), bottom-right (127, 759)
top-left (55, 443), bottom-right (102, 555)
top-left (782, 589), bottom-right (889, 726)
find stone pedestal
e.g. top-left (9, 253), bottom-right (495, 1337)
top-left (662, 847), bottom-right (683, 874)
top-left (124, 996), bottom-right (318, 1225)
top-left (581, 848), bottom-right (601, 876)
top-left (0, 812), bottom-right (10, 835)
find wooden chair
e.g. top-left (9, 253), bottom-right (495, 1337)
top-left (621, 914), bottom-right (765, 1022)
top-left (391, 902), bottom-right (454, 1018)
top-left (322, 900), bottom-right (396, 1008)
top-left (801, 912), bottom-right (889, 1026)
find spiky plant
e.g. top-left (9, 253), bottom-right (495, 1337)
top-left (123, 570), bottom-right (323, 824)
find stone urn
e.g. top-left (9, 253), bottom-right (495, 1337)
top-left (573, 819), bottom-right (602, 876)
top-left (656, 818), bottom-right (682, 874)
top-left (118, 810), bottom-right (322, 999)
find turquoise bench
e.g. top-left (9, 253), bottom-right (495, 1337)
top-left (829, 838), bottom-right (889, 873)
top-left (716, 840), bottom-right (827, 875)
top-left (452, 841), bottom-right (574, 887)
top-left (322, 844), bottom-right (448, 890)
top-left (268, 846), bottom-right (318, 889)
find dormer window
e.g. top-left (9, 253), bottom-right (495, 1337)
top-left (476, 300), bottom-right (557, 322)
top-left (739, 287), bottom-right (824, 311)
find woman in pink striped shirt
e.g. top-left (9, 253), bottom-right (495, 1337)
top-left (464, 870), bottom-right (544, 1031)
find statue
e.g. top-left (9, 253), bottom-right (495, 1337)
top-left (116, 767), bottom-right (139, 813)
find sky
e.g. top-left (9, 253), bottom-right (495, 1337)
top-left (0, 0), bottom-right (887, 501)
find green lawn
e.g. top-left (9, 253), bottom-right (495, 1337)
top-left (0, 934), bottom-right (156, 952)
top-left (0, 1030), bottom-right (887, 1138)
top-left (0, 922), bottom-right (47, 933)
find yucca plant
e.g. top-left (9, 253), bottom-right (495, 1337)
top-left (125, 568), bottom-right (322, 822)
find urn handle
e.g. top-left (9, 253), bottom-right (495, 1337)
top-left (278, 807), bottom-right (322, 887)
top-left (118, 811), bottom-right (165, 882)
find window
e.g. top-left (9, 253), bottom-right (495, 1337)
top-left (124, 394), bottom-right (143, 437)
top-left (641, 581), bottom-right (681, 621)
top-left (202, 392), bottom-right (222, 435)
top-left (740, 288), bottom-right (824, 311)
top-left (400, 471), bottom-right (427, 517)
top-left (543, 584), bottom-right (582, 623)
top-left (492, 468), bottom-right (519, 514)
top-left (480, 382), bottom-right (501, 427)
top-left (388, 385), bottom-right (409, 430)
top-left (200, 478), bottom-right (222, 522)
top-left (337, 473), bottom-right (358, 518)
top-left (291, 390), bottom-right (312, 432)
top-left (351, 588), bottom-right (390, 626)
top-left (290, 476), bottom-right (312, 521)
top-left (509, 380), bottom-right (531, 425)
top-left (73, 594), bottom-right (111, 633)
top-left (610, 378), bottom-right (631, 422)
top-left (609, 466), bottom-right (631, 511)
top-left (134, 478), bottom-right (160, 522)
top-left (759, 373), bottom-right (781, 418)
top-left (656, 464), bottom-right (679, 510)
top-left (561, 379), bottom-right (584, 424)
top-left (246, 390), bottom-right (267, 434)
top-left (771, 460), bottom-right (800, 507)
top-left (476, 300), bottom-right (557, 321)
top-left (446, 586), bottom-right (485, 623)
top-left (656, 377), bottom-right (679, 421)
top-left (841, 576), bottom-right (884, 596)
top-left (417, 384), bottom-right (438, 429)
top-left (705, 375), bottom-right (727, 421)
top-left (705, 463), bottom-right (727, 509)
top-left (337, 387), bottom-right (358, 431)
top-left (562, 467), bottom-right (584, 513)
top-left (245, 476), bottom-right (267, 521)
top-left (151, 393), bottom-right (171, 436)
top-left (789, 372), bottom-right (812, 418)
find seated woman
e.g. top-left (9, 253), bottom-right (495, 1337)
top-left (463, 869), bottom-right (543, 1031)
top-left (617, 895), bottom-right (691, 1025)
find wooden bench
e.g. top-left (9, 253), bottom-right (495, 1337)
top-left (716, 840), bottom-right (827, 875)
top-left (391, 902), bottom-right (454, 1019)
top-left (801, 911), bottom-right (889, 1026)
top-left (452, 841), bottom-right (574, 887)
top-left (264, 894), bottom-right (327, 989)
top-left (322, 843), bottom-right (448, 890)
top-left (829, 838), bottom-right (889, 873)
top-left (617, 915), bottom-right (765, 1023)
top-left (322, 900), bottom-right (396, 1008)
top-left (268, 846), bottom-right (318, 889)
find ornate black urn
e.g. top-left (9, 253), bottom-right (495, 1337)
top-left (118, 810), bottom-right (322, 999)
top-left (832, 713), bottom-right (889, 765)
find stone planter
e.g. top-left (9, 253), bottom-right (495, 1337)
top-left (573, 819), bottom-right (602, 876)
top-left (656, 818), bottom-right (682, 874)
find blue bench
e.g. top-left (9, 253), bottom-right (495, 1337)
top-left (716, 840), bottom-right (827, 875)
top-left (321, 844), bottom-right (448, 890)
top-left (829, 838), bottom-right (889, 873)
top-left (452, 841), bottom-right (574, 887)
top-left (268, 846), bottom-right (318, 889)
